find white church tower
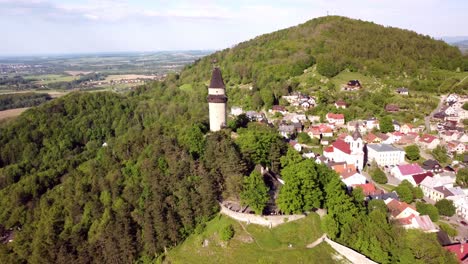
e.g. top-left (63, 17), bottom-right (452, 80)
top-left (207, 66), bottom-right (227, 132)
top-left (344, 124), bottom-right (365, 171)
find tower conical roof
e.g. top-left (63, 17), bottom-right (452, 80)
top-left (352, 123), bottom-right (362, 140)
top-left (209, 67), bottom-right (225, 89)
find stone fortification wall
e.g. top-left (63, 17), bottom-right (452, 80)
top-left (219, 203), bottom-right (305, 228)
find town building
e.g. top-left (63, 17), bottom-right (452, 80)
top-left (326, 113), bottom-right (345, 125)
top-left (323, 128), bottom-right (364, 170)
top-left (391, 164), bottom-right (424, 182)
top-left (366, 144), bottom-right (405, 166)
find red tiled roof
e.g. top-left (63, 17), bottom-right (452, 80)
top-left (397, 164), bottom-right (424, 176)
top-left (327, 113), bottom-right (344, 120)
top-left (341, 169), bottom-right (358, 179)
top-left (419, 134), bottom-right (438, 144)
top-left (353, 183), bottom-right (382, 196)
top-left (332, 164), bottom-right (356, 174)
top-left (332, 139), bottom-right (351, 154)
top-left (444, 244), bottom-right (468, 262)
top-left (386, 199), bottom-right (417, 218)
top-left (365, 133), bottom-right (378, 142)
top-left (393, 131), bottom-right (404, 136)
top-left (412, 172), bottom-right (434, 185)
top-left (324, 146), bottom-right (334, 153)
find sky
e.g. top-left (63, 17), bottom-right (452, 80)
top-left (0, 0), bottom-right (467, 55)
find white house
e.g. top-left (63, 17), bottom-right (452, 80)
top-left (366, 144), bottom-right (405, 167)
top-left (391, 164), bottom-right (425, 182)
top-left (446, 94), bottom-right (459, 103)
top-left (326, 113), bottom-right (345, 126)
top-left (446, 141), bottom-right (466, 154)
top-left (418, 134), bottom-right (440, 150)
top-left (447, 195), bottom-right (468, 221)
top-left (419, 175), bottom-right (456, 201)
top-left (445, 106), bottom-right (457, 116)
top-left (400, 124), bottom-right (415, 134)
top-left (341, 170), bottom-right (367, 186)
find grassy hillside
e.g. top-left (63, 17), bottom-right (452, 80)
top-left (163, 214), bottom-right (345, 264)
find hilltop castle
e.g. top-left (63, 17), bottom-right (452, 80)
top-left (207, 67), bottom-right (228, 131)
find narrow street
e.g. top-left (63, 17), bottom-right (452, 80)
top-left (425, 94), bottom-right (446, 132)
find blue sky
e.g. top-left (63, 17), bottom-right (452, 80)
top-left (1, 0), bottom-right (467, 55)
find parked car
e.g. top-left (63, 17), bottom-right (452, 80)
top-left (461, 221), bottom-right (468, 226)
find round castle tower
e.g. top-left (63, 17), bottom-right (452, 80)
top-left (207, 67), bottom-right (228, 132)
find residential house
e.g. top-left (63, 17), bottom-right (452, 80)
top-left (305, 126), bottom-right (321, 139)
top-left (368, 192), bottom-right (399, 201)
top-left (246, 111), bottom-right (265, 121)
top-left (347, 121), bottom-right (366, 133)
top-left (447, 196), bottom-right (468, 221)
top-left (396, 87), bottom-right (409, 95)
top-left (278, 124), bottom-right (295, 138)
top-left (400, 124), bottom-right (416, 134)
top-left (364, 133), bottom-right (381, 144)
top-left (445, 106), bottom-right (457, 116)
top-left (353, 183), bottom-right (383, 196)
top-left (422, 160), bottom-right (443, 174)
top-left (292, 122), bottom-right (303, 133)
top-left (365, 117), bottom-right (380, 130)
top-left (418, 134), bottom-right (440, 150)
top-left (385, 104), bottom-right (400, 113)
top-left (289, 140), bottom-right (302, 152)
top-left (319, 124), bottom-right (334, 138)
top-left (340, 169), bottom-right (367, 187)
top-left (270, 105), bottom-right (287, 115)
top-left (366, 144), bottom-right (405, 166)
top-left (446, 94), bottom-right (459, 104)
top-left (440, 131), bottom-right (460, 142)
top-left (419, 175), bottom-right (457, 201)
top-left (385, 198), bottom-right (418, 220)
top-left (447, 141), bottom-right (466, 154)
top-left (344, 80), bottom-right (361, 91)
top-left (443, 243), bottom-right (468, 263)
top-left (392, 120), bottom-right (401, 132)
top-left (335, 100), bottom-right (348, 109)
top-left (411, 172), bottom-right (434, 186)
top-left (326, 113), bottom-right (345, 126)
top-left (392, 132), bottom-right (403, 143)
top-left (385, 198), bottom-right (437, 232)
top-left (391, 164), bottom-right (425, 182)
top-left (376, 133), bottom-right (395, 144)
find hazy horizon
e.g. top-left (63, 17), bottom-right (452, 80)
top-left (1, 0), bottom-right (468, 56)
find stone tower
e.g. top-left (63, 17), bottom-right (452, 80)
top-left (207, 67), bottom-right (227, 132)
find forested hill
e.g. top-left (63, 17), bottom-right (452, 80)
top-left (180, 16), bottom-right (467, 102)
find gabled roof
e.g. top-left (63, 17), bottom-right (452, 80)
top-left (353, 183), bottom-right (382, 196)
top-left (385, 198), bottom-right (417, 218)
top-left (396, 164), bottom-right (424, 176)
top-left (327, 113), bottom-right (344, 120)
top-left (332, 139), bottom-right (351, 154)
top-left (422, 159), bottom-right (441, 170)
top-left (331, 163), bottom-right (356, 174)
top-left (419, 134), bottom-right (438, 144)
top-left (444, 243), bottom-right (468, 262)
top-left (209, 67), bottom-right (225, 89)
top-left (412, 172), bottom-right (433, 185)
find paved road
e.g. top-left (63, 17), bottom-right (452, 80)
top-left (425, 94), bottom-right (446, 132)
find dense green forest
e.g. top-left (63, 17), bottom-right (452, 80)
top-left (0, 93), bottom-right (51, 111)
top-left (0, 16), bottom-right (465, 263)
top-left (179, 16), bottom-right (467, 111)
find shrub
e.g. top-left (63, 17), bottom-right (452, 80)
top-left (220, 224), bottom-right (235, 241)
